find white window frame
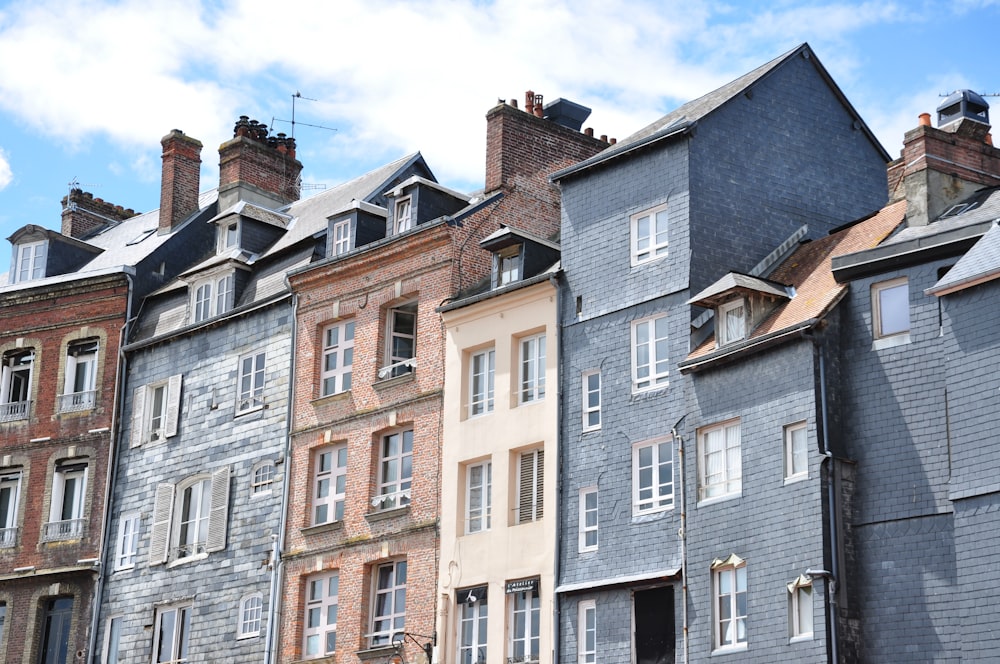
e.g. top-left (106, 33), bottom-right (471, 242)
top-left (630, 204), bottom-right (668, 266)
top-left (578, 487), bottom-right (598, 552)
top-left (516, 449), bottom-right (544, 524)
top-left (321, 320), bottom-right (355, 397)
top-left (331, 218), bottom-right (351, 256)
top-left (582, 371), bottom-right (601, 432)
top-left (375, 430), bottom-right (412, 511)
top-left (469, 349), bottom-right (495, 417)
top-left (0, 349), bottom-right (33, 421)
top-left (718, 299), bottom-right (746, 346)
top-left (698, 420), bottom-right (742, 503)
top-left (713, 561), bottom-right (748, 651)
top-left (494, 245), bottom-right (521, 288)
top-left (631, 315), bottom-right (669, 392)
top-left (62, 339), bottom-right (98, 412)
top-left (507, 587), bottom-right (540, 663)
top-left (175, 476), bottom-right (211, 560)
top-left (149, 467), bottom-right (230, 566)
top-left (216, 274), bottom-right (234, 316)
top-left (382, 303), bottom-right (417, 379)
top-left (238, 593), bottom-right (263, 639)
top-left (237, 352), bottom-right (266, 414)
top-left (102, 615), bottom-right (123, 664)
top-left (788, 580), bottom-right (813, 642)
top-left (192, 272), bottom-right (235, 323)
top-left (153, 602), bottom-right (192, 663)
top-left (193, 281), bottom-right (213, 323)
top-left (304, 571), bottom-right (339, 658)
top-left (13, 240), bottom-right (46, 283)
top-left (369, 560), bottom-right (407, 647)
top-left (44, 462), bottom-right (87, 541)
top-left (465, 461), bottom-right (492, 534)
top-left (219, 220), bottom-right (239, 253)
top-left (0, 471), bottom-right (21, 548)
top-left (632, 438), bottom-right (674, 514)
top-left (872, 277), bottom-right (910, 347)
top-left (578, 599), bottom-right (596, 664)
top-left (251, 461), bottom-right (275, 496)
top-left (518, 334), bottom-right (546, 404)
top-left (312, 445), bottom-right (347, 525)
top-left (131, 375), bottom-right (182, 447)
top-left (114, 513), bottom-right (140, 570)
top-left (457, 591), bottom-right (488, 664)
top-left (394, 197), bottom-right (413, 234)
top-left (784, 421), bottom-right (808, 483)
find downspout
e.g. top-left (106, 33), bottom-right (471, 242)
top-left (549, 273), bottom-right (562, 664)
top-left (89, 271), bottom-right (134, 663)
top-left (816, 342), bottom-right (839, 664)
top-left (266, 286), bottom-right (298, 664)
top-left (670, 414), bottom-right (688, 664)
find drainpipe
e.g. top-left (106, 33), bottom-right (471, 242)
top-left (266, 287), bottom-right (298, 664)
top-left (89, 270), bottom-right (134, 663)
top-left (815, 340), bottom-right (840, 664)
top-left (549, 273), bottom-right (562, 664)
top-left (670, 414), bottom-right (688, 664)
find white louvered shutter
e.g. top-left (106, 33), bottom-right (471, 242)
top-left (164, 374), bottom-right (182, 438)
top-left (206, 466), bottom-right (230, 553)
top-left (149, 483), bottom-right (175, 565)
top-left (130, 386), bottom-right (146, 448)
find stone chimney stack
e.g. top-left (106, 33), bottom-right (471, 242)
top-left (217, 116), bottom-right (303, 210)
top-left (159, 129), bottom-right (203, 235)
top-left (61, 190), bottom-right (136, 239)
top-left (888, 90), bottom-right (1000, 227)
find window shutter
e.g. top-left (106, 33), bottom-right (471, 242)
top-left (149, 483), bottom-right (174, 566)
top-left (519, 451), bottom-right (539, 524)
top-left (164, 374), bottom-right (182, 438)
top-left (130, 386), bottom-right (146, 448)
top-left (535, 449), bottom-right (544, 519)
top-left (206, 466), bottom-right (230, 553)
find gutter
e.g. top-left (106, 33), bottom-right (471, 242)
top-left (550, 273), bottom-right (563, 664)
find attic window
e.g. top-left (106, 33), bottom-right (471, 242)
top-left (493, 246), bottom-right (521, 289)
top-left (219, 221), bottom-right (240, 253)
top-left (938, 202), bottom-right (977, 220)
top-left (12, 240), bottom-right (46, 283)
top-left (718, 299), bottom-right (746, 347)
top-left (126, 229), bottom-right (157, 246)
top-left (394, 198), bottom-right (412, 234)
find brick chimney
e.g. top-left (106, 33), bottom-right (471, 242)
top-left (217, 116), bottom-right (303, 210)
top-left (61, 189), bottom-right (136, 239)
top-left (485, 91), bottom-right (606, 196)
top-left (888, 91), bottom-right (1000, 226)
top-left (159, 129), bottom-right (203, 235)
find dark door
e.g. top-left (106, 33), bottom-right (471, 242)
top-left (634, 586), bottom-right (675, 664)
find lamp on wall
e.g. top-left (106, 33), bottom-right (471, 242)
top-left (391, 632), bottom-right (435, 664)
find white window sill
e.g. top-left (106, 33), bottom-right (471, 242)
top-left (166, 552), bottom-right (208, 568)
top-left (872, 332), bottom-right (910, 351)
top-left (697, 492), bottom-right (741, 508)
top-left (237, 632), bottom-right (261, 640)
top-left (783, 473), bottom-right (808, 486)
top-left (711, 643), bottom-right (748, 656)
top-left (582, 425), bottom-right (601, 434)
top-left (235, 404), bottom-right (265, 417)
top-left (631, 381), bottom-right (670, 396)
top-left (632, 504), bottom-right (675, 520)
top-left (789, 634), bottom-right (814, 644)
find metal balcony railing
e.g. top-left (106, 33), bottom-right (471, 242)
top-left (0, 527), bottom-right (17, 548)
top-left (0, 400), bottom-right (29, 422)
top-left (41, 518), bottom-right (85, 542)
top-left (58, 390), bottom-right (96, 413)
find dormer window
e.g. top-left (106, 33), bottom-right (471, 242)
top-left (718, 299), bottom-right (746, 347)
top-left (494, 246), bottom-right (522, 288)
top-left (394, 198), bottom-right (412, 234)
top-left (13, 241), bottom-right (46, 283)
top-left (192, 272), bottom-right (235, 323)
top-left (219, 221), bottom-right (240, 253)
top-left (331, 218), bottom-right (351, 256)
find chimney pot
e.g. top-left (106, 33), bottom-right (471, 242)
top-left (987, 133), bottom-right (994, 147)
top-left (610, 138), bottom-right (617, 145)
top-left (511, 98), bottom-right (518, 109)
top-left (919, 113), bottom-right (931, 127)
top-left (584, 127), bottom-right (594, 137)
top-left (525, 90), bottom-right (534, 112)
top-left (600, 134), bottom-right (608, 143)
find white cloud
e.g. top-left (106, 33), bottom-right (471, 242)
top-left (0, 147), bottom-right (11, 190)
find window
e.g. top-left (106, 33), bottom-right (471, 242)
top-left (469, 349), bottom-right (495, 417)
top-left (713, 556), bottom-right (747, 650)
top-left (220, 221), bottom-right (239, 252)
top-left (632, 315), bottom-right (669, 391)
top-left (370, 560), bottom-right (406, 647)
top-left (872, 277), bottom-right (910, 341)
top-left (634, 587), bottom-right (674, 663)
top-left (304, 572), bottom-right (339, 658)
top-left (465, 461), bottom-right (492, 534)
top-left (394, 197), bottom-right (412, 234)
top-left (518, 334), bottom-right (546, 404)
top-left (698, 420), bottom-right (741, 502)
top-left (153, 603), bottom-right (192, 663)
top-left (0, 602), bottom-right (5, 651)
top-left (331, 218), bottom-right (351, 256)
top-left (578, 600), bottom-right (596, 664)
top-left (0, 471), bottom-right (20, 548)
top-left (60, 339), bottom-right (98, 412)
top-left (216, 274), bottom-right (234, 315)
top-left (784, 422), bottom-right (808, 481)
top-left (374, 431), bottom-right (412, 510)
top-left (43, 461), bottom-right (87, 541)
top-left (788, 576), bottom-right (813, 641)
top-left (238, 594), bottom-right (263, 639)
top-left (103, 615), bottom-right (123, 663)
top-left (579, 487), bottom-right (598, 552)
top-left (192, 273), bottom-right (235, 323)
top-left (312, 445), bottom-right (347, 525)
top-left (13, 240), bottom-right (46, 283)
top-left (633, 439), bottom-right (674, 514)
top-left (194, 282), bottom-right (212, 323)
top-left (383, 303), bottom-right (417, 379)
top-left (457, 587), bottom-right (488, 664)
top-left (251, 462), bottom-right (276, 496)
top-left (516, 449), bottom-right (544, 524)
top-left (114, 513), bottom-right (140, 570)
top-left (321, 320), bottom-right (355, 396)
top-left (718, 299), bottom-right (746, 346)
top-left (130, 375), bottom-right (182, 447)
top-left (630, 204), bottom-right (668, 265)
top-left (149, 467), bottom-right (230, 566)
top-left (582, 371), bottom-right (601, 431)
top-left (494, 246), bottom-right (521, 288)
top-left (507, 581), bottom-right (540, 663)
top-left (39, 597), bottom-right (73, 664)
top-left (0, 349), bottom-right (33, 422)
top-left (238, 352), bottom-right (266, 413)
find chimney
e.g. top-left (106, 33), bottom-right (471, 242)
top-left (217, 117), bottom-right (303, 210)
top-left (891, 91), bottom-right (1000, 226)
top-left (61, 189), bottom-right (136, 239)
top-left (159, 129), bottom-right (203, 235)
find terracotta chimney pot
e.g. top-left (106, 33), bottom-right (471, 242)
top-left (919, 113), bottom-right (931, 127)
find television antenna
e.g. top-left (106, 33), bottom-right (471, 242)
top-left (271, 91), bottom-right (338, 140)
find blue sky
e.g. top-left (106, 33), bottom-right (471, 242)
top-left (1, 0), bottom-right (999, 275)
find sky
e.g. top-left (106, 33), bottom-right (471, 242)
top-left (1, 0), bottom-right (999, 275)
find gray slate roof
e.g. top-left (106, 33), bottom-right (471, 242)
top-left (928, 221), bottom-right (1000, 295)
